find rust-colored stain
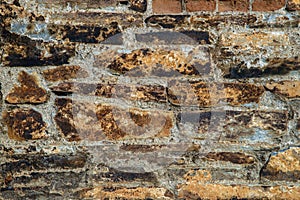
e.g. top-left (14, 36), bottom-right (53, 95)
top-left (6, 71), bottom-right (49, 104)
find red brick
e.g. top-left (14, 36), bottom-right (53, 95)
top-left (218, 0), bottom-right (249, 12)
top-left (152, 0), bottom-right (182, 13)
top-left (186, 0), bottom-right (216, 12)
top-left (252, 0), bottom-right (285, 11)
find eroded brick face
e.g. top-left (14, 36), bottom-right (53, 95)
top-left (218, 0), bottom-right (249, 12)
top-left (252, 0), bottom-right (286, 11)
top-left (152, 0), bottom-right (182, 13)
top-left (1, 0), bottom-right (300, 199)
top-left (3, 108), bottom-right (47, 141)
top-left (185, 0), bottom-right (216, 12)
top-left (287, 0), bottom-right (300, 10)
top-left (6, 71), bottom-right (48, 104)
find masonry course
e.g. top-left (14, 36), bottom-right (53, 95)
top-left (0, 0), bottom-right (299, 199)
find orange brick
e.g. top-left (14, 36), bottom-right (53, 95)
top-left (152, 0), bottom-right (182, 13)
top-left (252, 0), bottom-right (285, 11)
top-left (186, 0), bottom-right (216, 12)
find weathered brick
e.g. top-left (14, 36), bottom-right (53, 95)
top-left (217, 31), bottom-right (300, 78)
top-left (92, 166), bottom-right (158, 183)
top-left (2, 108), bottom-right (47, 141)
top-left (177, 110), bottom-right (288, 146)
top-left (179, 167), bottom-right (262, 184)
top-left (168, 81), bottom-right (265, 107)
top-left (50, 12), bottom-right (143, 28)
top-left (218, 0), bottom-right (249, 12)
top-left (128, 0), bottom-right (147, 12)
top-left (36, 0), bottom-right (147, 12)
top-left (0, 1), bottom-right (25, 28)
top-left (220, 31), bottom-right (289, 47)
top-left (1, 29), bottom-right (75, 67)
top-left (136, 31), bottom-right (210, 45)
top-left (185, 0), bottom-right (216, 12)
top-left (51, 82), bottom-right (168, 103)
top-left (225, 57), bottom-right (300, 79)
top-left (48, 23), bottom-right (122, 43)
top-left (146, 13), bottom-right (298, 30)
top-left (5, 71), bottom-right (48, 104)
top-left (46, 13), bottom-right (141, 43)
top-left (152, 0), bottom-right (182, 14)
top-left (261, 147), bottom-right (300, 181)
top-left (205, 152), bottom-right (255, 164)
top-left (145, 15), bottom-right (190, 29)
top-left (252, 0), bottom-right (285, 11)
top-left (101, 48), bottom-right (211, 77)
top-left (1, 171), bottom-right (86, 199)
top-left (248, 13), bottom-right (300, 28)
top-left (178, 183), bottom-right (300, 199)
top-left (120, 144), bottom-right (168, 153)
top-left (287, 0), bottom-right (300, 10)
top-left (37, 0), bottom-right (119, 9)
top-left (43, 66), bottom-right (88, 82)
top-left (265, 81), bottom-right (300, 98)
top-left (54, 98), bottom-right (173, 141)
top-left (81, 186), bottom-right (174, 199)
top-left (1, 152), bottom-right (87, 173)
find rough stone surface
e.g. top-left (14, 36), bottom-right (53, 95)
top-left (2, 108), bottom-right (47, 141)
top-left (54, 98), bottom-right (173, 141)
top-left (81, 186), bottom-right (174, 199)
top-left (265, 81), bottom-right (300, 98)
top-left (261, 147), bottom-right (300, 181)
top-left (104, 48), bottom-right (211, 77)
top-left (0, 0), bottom-right (300, 199)
top-left (43, 65), bottom-right (89, 82)
top-left (287, 0), bottom-right (300, 10)
top-left (5, 71), bottom-right (48, 104)
top-left (168, 81), bottom-right (265, 106)
top-left (218, 31), bottom-right (299, 78)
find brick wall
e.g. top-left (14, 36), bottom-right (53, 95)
top-left (0, 0), bottom-right (299, 199)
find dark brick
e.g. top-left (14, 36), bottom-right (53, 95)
top-left (136, 31), bottom-right (210, 45)
top-left (93, 167), bottom-right (158, 183)
top-left (1, 29), bottom-right (75, 67)
top-left (129, 0), bottom-right (147, 12)
top-left (48, 23), bottom-right (122, 43)
top-left (3, 108), bottom-right (47, 141)
top-left (145, 15), bottom-right (189, 29)
top-left (205, 152), bottom-right (255, 164)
